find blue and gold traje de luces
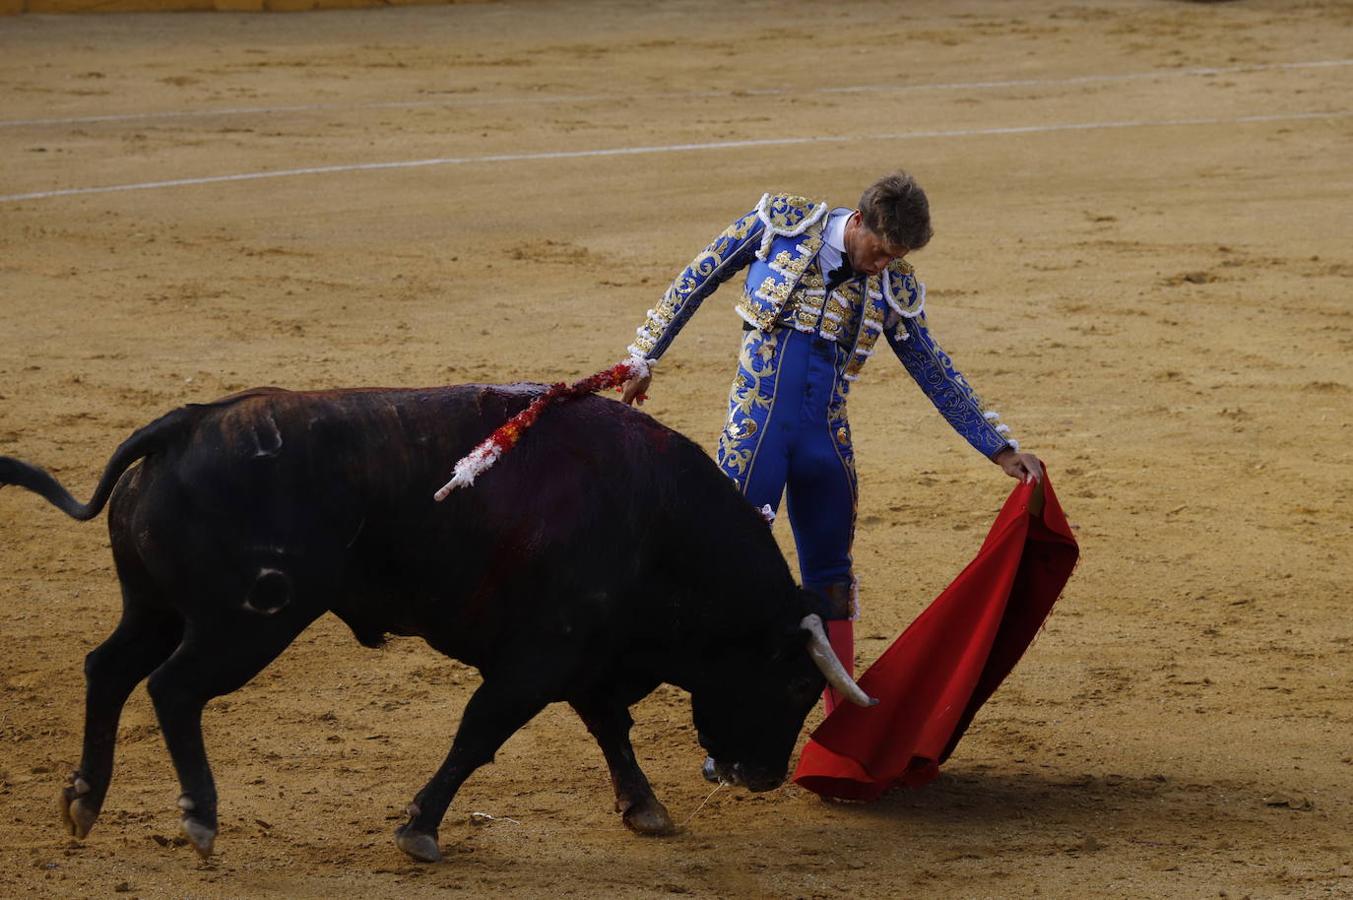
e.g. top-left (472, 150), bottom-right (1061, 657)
top-left (628, 192), bottom-right (1016, 460)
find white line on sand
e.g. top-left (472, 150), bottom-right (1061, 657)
top-left (2, 110), bottom-right (1348, 205)
top-left (1, 58), bottom-right (1349, 130)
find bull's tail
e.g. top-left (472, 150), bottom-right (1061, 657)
top-left (0, 405), bottom-right (205, 521)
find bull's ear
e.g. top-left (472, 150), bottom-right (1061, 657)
top-left (772, 588), bottom-right (824, 654)
top-left (795, 585), bottom-right (834, 623)
top-left (771, 597), bottom-right (818, 660)
top-left (771, 624), bottom-right (811, 660)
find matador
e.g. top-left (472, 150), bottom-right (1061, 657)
top-left (620, 172), bottom-right (1043, 722)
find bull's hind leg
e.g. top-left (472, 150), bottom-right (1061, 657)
top-left (571, 698), bottom-right (675, 836)
top-left (144, 609), bottom-right (317, 858)
top-left (62, 604), bottom-right (182, 839)
top-left (395, 677), bottom-right (553, 863)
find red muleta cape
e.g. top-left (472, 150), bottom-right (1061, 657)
top-left (793, 474), bottom-right (1079, 801)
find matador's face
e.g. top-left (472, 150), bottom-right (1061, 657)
top-left (843, 210), bottom-right (909, 276)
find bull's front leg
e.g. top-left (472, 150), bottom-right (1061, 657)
top-left (395, 677), bottom-right (551, 863)
top-left (570, 699), bottom-right (675, 837)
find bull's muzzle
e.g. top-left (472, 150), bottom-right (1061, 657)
top-left (710, 759), bottom-right (784, 793)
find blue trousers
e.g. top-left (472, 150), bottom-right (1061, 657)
top-left (716, 328), bottom-right (858, 595)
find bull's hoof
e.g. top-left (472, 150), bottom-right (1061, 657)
top-left (622, 798), bottom-right (675, 837)
top-left (181, 817), bottom-right (216, 859)
top-left (394, 825), bottom-right (442, 863)
top-left (58, 775), bottom-right (98, 839)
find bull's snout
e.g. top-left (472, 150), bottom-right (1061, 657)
top-left (710, 759), bottom-right (785, 793)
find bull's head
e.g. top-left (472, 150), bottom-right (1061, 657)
top-left (690, 594), bottom-right (875, 792)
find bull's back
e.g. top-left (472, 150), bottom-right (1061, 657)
top-left (173, 384), bottom-right (697, 506)
top-left (138, 383), bottom-right (721, 577)
top-left (114, 383), bottom-right (787, 662)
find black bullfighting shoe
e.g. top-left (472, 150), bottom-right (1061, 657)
top-left (702, 756), bottom-right (719, 784)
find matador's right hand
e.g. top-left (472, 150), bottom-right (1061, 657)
top-left (620, 373), bottom-right (652, 406)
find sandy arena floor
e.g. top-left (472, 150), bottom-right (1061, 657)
top-left (1, 1), bottom-right (1351, 896)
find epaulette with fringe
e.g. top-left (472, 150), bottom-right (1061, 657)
top-left (753, 192), bottom-right (828, 259)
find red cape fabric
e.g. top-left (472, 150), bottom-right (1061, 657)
top-left (793, 474), bottom-right (1079, 801)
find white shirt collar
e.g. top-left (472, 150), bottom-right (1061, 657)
top-left (817, 207), bottom-right (853, 277)
top-left (824, 207), bottom-right (851, 252)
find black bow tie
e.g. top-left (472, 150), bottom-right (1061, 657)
top-left (826, 262), bottom-right (856, 291)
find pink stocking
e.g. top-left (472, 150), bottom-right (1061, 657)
top-left (822, 619), bottom-right (855, 715)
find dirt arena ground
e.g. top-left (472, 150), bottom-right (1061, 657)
top-left (2, 1), bottom-right (1351, 896)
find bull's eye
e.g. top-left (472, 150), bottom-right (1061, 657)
top-left (788, 675), bottom-right (820, 702)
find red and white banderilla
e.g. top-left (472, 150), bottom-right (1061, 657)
top-left (433, 357), bottom-right (652, 501)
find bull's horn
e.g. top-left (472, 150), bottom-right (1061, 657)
top-left (799, 614), bottom-right (878, 708)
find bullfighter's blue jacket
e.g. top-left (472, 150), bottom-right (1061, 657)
top-left (627, 192), bottom-right (1018, 468)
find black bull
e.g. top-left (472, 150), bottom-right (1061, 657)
top-left (0, 384), bottom-right (869, 863)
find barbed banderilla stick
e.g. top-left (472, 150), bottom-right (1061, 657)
top-left (433, 357), bottom-right (652, 501)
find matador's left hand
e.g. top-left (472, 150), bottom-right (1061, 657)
top-left (994, 448), bottom-right (1044, 484)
